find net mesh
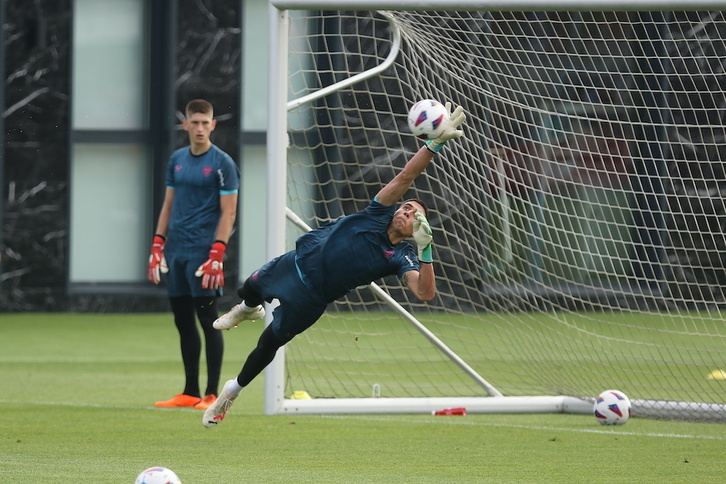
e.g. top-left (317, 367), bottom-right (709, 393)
top-left (281, 10), bottom-right (726, 421)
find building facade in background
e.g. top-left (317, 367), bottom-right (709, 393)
top-left (1, 0), bottom-right (267, 312)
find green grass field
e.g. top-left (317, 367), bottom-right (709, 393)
top-left (1, 313), bottom-right (724, 483)
top-left (284, 310), bottom-right (726, 406)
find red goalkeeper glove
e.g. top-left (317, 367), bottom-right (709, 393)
top-left (147, 235), bottom-right (168, 284)
top-left (195, 241), bottom-right (226, 290)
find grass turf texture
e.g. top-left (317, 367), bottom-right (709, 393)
top-left (287, 311), bottom-right (726, 402)
top-left (1, 313), bottom-right (724, 483)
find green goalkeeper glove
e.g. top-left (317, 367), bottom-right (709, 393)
top-left (413, 210), bottom-right (433, 263)
top-left (426, 102), bottom-right (466, 153)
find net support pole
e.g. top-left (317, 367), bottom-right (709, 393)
top-left (366, 283), bottom-right (504, 397)
top-left (263, 3), bottom-right (290, 416)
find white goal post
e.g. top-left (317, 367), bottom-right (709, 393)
top-left (264, 1), bottom-right (726, 421)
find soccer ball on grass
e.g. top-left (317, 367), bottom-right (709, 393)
top-left (134, 466), bottom-right (182, 484)
top-left (593, 389), bottom-right (632, 425)
top-left (407, 99), bottom-right (449, 140)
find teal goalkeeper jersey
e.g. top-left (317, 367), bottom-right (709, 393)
top-left (164, 145), bottom-right (240, 256)
top-left (294, 199), bottom-right (420, 303)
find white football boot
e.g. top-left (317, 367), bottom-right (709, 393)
top-left (212, 303), bottom-right (265, 330)
top-left (202, 379), bottom-right (237, 428)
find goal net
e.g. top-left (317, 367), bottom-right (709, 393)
top-left (265, 5), bottom-right (726, 422)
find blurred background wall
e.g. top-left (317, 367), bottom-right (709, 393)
top-left (1, 0), bottom-right (269, 312)
top-left (3, 4), bottom-right (726, 313)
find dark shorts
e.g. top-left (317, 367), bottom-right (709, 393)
top-left (247, 251), bottom-right (327, 342)
top-left (165, 252), bottom-right (222, 298)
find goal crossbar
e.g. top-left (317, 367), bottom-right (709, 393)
top-left (272, 0), bottom-right (726, 12)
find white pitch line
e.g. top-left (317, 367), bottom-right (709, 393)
top-left (0, 399), bottom-right (197, 412)
top-left (319, 414), bottom-right (726, 441)
top-left (3, 400), bottom-right (724, 441)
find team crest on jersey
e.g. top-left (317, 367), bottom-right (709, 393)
top-left (175, 165), bottom-right (183, 172)
top-left (383, 250), bottom-right (394, 259)
top-left (203, 166), bottom-right (214, 177)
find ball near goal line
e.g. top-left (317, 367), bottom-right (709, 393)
top-left (593, 390), bottom-right (632, 426)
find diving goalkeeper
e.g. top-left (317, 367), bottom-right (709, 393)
top-left (202, 102), bottom-right (466, 428)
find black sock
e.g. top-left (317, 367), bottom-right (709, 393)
top-left (169, 296), bottom-right (201, 397)
top-left (194, 297), bottom-right (223, 396)
top-left (237, 325), bottom-right (287, 387)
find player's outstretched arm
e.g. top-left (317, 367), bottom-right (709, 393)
top-left (376, 102), bottom-right (466, 206)
top-left (376, 146), bottom-right (433, 206)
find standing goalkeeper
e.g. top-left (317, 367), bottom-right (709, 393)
top-left (147, 99), bottom-right (240, 411)
top-left (203, 102), bottom-right (466, 428)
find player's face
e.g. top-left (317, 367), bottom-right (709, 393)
top-left (184, 112), bottom-right (216, 149)
top-left (392, 200), bottom-right (425, 237)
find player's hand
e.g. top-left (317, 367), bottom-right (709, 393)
top-left (147, 235), bottom-right (168, 284)
top-left (195, 241), bottom-right (226, 290)
top-left (426, 102), bottom-right (466, 153)
top-left (413, 210), bottom-right (433, 263)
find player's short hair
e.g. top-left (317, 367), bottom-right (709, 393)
top-left (402, 198), bottom-right (429, 219)
top-left (185, 99), bottom-right (213, 118)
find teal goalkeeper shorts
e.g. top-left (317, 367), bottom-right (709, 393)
top-left (246, 251), bottom-right (326, 342)
top-left (165, 253), bottom-right (222, 299)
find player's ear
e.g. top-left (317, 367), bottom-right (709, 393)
top-left (182, 119), bottom-right (189, 131)
top-left (210, 119), bottom-right (217, 131)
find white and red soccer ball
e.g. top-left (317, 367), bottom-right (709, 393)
top-left (134, 467), bottom-right (182, 484)
top-left (593, 389), bottom-right (632, 425)
top-left (407, 99), bottom-right (449, 140)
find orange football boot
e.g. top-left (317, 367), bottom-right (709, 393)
top-left (154, 393), bottom-right (202, 408)
top-left (194, 394), bottom-right (217, 410)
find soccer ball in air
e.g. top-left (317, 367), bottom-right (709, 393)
top-left (407, 99), bottom-right (449, 140)
top-left (134, 467), bottom-right (182, 484)
top-left (593, 389), bottom-right (632, 425)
